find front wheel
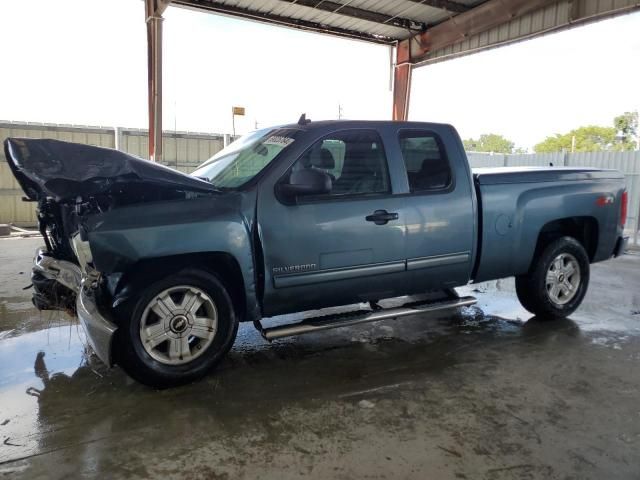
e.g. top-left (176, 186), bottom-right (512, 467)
top-left (113, 269), bottom-right (238, 388)
top-left (515, 236), bottom-right (590, 319)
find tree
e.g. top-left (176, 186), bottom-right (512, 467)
top-left (613, 111), bottom-right (638, 150)
top-left (463, 134), bottom-right (516, 154)
top-left (534, 125), bottom-right (618, 153)
top-left (535, 111), bottom-right (639, 153)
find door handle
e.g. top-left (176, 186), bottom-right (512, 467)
top-left (365, 209), bottom-right (399, 225)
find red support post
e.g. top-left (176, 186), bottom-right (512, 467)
top-left (145, 0), bottom-right (169, 162)
top-left (392, 39), bottom-right (412, 121)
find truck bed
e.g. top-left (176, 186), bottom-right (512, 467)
top-left (472, 166), bottom-right (625, 284)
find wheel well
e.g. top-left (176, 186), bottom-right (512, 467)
top-left (533, 217), bottom-right (598, 264)
top-left (111, 252), bottom-right (246, 322)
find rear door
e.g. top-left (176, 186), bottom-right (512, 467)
top-left (257, 128), bottom-right (408, 317)
top-left (396, 128), bottom-right (475, 291)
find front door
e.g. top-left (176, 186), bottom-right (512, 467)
top-left (258, 129), bottom-right (407, 317)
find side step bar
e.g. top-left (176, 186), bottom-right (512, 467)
top-left (260, 295), bottom-right (477, 341)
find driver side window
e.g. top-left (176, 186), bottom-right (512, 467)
top-left (291, 130), bottom-right (390, 199)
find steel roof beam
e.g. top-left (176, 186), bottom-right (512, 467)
top-left (277, 0), bottom-right (422, 31)
top-left (172, 0), bottom-right (396, 44)
top-left (408, 0), bottom-right (558, 64)
top-left (404, 0), bottom-right (471, 15)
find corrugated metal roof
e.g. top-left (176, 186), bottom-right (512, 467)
top-left (173, 0), bottom-right (487, 44)
top-left (171, 0), bottom-right (639, 63)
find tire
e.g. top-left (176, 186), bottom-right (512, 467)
top-left (515, 236), bottom-right (590, 319)
top-left (113, 269), bottom-right (238, 388)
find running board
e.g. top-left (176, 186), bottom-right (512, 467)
top-left (260, 296), bottom-right (477, 341)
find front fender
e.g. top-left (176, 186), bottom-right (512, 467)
top-left (85, 194), bottom-right (259, 320)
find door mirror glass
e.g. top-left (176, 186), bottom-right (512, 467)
top-left (277, 168), bottom-right (332, 202)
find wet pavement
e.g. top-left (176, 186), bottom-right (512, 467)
top-left (0, 237), bottom-right (639, 479)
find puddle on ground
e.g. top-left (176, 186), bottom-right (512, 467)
top-left (1, 258), bottom-right (640, 467)
top-left (0, 324), bottom-right (89, 389)
top-left (0, 322), bottom-right (91, 463)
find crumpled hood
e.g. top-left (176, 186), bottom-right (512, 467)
top-left (4, 137), bottom-right (218, 201)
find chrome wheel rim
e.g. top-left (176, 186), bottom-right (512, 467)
top-left (140, 285), bottom-right (218, 365)
top-left (546, 253), bottom-right (581, 305)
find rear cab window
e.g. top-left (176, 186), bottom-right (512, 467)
top-left (398, 131), bottom-right (452, 193)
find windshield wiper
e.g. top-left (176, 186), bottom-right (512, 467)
top-left (208, 183), bottom-right (234, 192)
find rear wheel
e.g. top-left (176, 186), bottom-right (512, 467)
top-left (515, 236), bottom-right (589, 319)
top-left (114, 269), bottom-right (238, 388)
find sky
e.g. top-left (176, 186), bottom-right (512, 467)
top-left (410, 11), bottom-right (640, 150)
top-left (0, 0), bottom-right (638, 151)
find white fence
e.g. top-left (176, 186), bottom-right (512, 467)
top-left (468, 150), bottom-right (640, 245)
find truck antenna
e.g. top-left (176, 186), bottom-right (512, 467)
top-left (298, 113), bottom-right (311, 125)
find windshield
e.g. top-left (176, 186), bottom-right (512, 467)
top-left (191, 128), bottom-right (299, 189)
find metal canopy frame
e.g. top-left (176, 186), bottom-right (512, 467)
top-left (173, 0), bottom-right (398, 45)
top-left (171, 0), bottom-right (476, 45)
top-left (144, 0), bottom-right (640, 161)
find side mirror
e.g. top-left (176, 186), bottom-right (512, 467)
top-left (277, 169), bottom-right (332, 203)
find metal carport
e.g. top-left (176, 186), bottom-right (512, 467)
top-left (144, 0), bottom-right (640, 161)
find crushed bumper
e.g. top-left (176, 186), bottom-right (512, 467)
top-left (33, 247), bottom-right (118, 367)
top-left (33, 248), bottom-right (82, 294)
top-left (77, 287), bottom-right (117, 367)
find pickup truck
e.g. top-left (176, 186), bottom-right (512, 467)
top-left (4, 120), bottom-right (629, 388)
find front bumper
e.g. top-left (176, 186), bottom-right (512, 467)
top-left (33, 247), bottom-right (118, 367)
top-left (76, 286), bottom-right (118, 367)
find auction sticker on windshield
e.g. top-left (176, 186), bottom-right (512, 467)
top-left (264, 136), bottom-right (295, 147)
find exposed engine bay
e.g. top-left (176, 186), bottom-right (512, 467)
top-left (5, 137), bottom-right (218, 254)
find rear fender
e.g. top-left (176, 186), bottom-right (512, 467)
top-left (475, 180), bottom-right (621, 282)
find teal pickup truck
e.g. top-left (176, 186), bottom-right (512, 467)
top-left (5, 119), bottom-right (629, 388)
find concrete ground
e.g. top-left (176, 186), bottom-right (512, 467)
top-left (0, 238), bottom-right (639, 480)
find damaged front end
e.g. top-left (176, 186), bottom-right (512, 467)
top-left (33, 243), bottom-right (117, 366)
top-left (5, 137), bottom-right (220, 366)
